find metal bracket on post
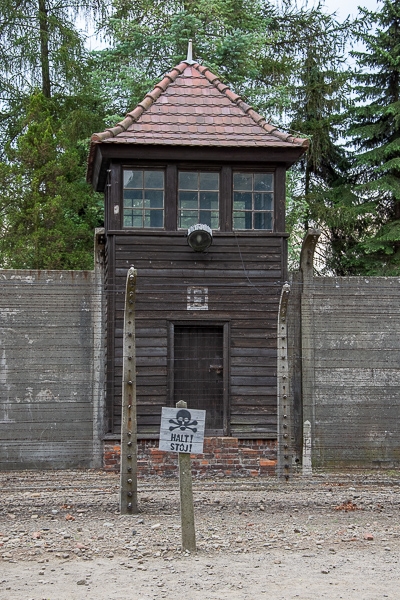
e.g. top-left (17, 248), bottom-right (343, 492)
top-left (120, 266), bottom-right (138, 514)
top-left (277, 283), bottom-right (291, 481)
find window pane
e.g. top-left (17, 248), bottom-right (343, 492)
top-left (199, 210), bottom-right (213, 227)
top-left (233, 173), bottom-right (252, 190)
top-left (124, 170), bottom-right (143, 188)
top-left (179, 212), bottom-right (198, 229)
top-left (233, 212), bottom-right (248, 229)
top-left (123, 213), bottom-right (134, 227)
top-left (179, 191), bottom-right (198, 209)
top-left (233, 173), bottom-right (274, 231)
top-left (210, 212), bottom-right (219, 229)
top-left (124, 210), bottom-right (143, 228)
top-left (199, 172), bottom-right (219, 190)
top-left (254, 192), bottom-right (273, 211)
top-left (254, 212), bottom-right (273, 230)
top-left (124, 189), bottom-right (143, 208)
top-left (144, 190), bottom-right (163, 208)
top-left (254, 173), bottom-right (273, 191)
top-left (200, 191), bottom-right (218, 210)
top-left (234, 192), bottom-right (252, 211)
top-left (144, 170), bottom-right (164, 188)
top-left (144, 210), bottom-right (163, 228)
top-left (179, 171), bottom-right (197, 190)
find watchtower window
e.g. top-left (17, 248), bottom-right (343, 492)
top-left (233, 172), bottom-right (274, 230)
top-left (123, 169), bottom-right (164, 228)
top-left (178, 171), bottom-right (219, 230)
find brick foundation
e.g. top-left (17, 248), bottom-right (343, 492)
top-left (104, 437), bottom-right (277, 477)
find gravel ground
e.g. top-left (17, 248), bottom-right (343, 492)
top-left (1, 469), bottom-right (399, 599)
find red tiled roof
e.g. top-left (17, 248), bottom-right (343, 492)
top-left (87, 61), bottom-right (308, 181)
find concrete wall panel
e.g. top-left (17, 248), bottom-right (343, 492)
top-left (0, 269), bottom-right (104, 469)
top-left (301, 276), bottom-right (400, 469)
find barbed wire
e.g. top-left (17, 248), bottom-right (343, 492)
top-left (0, 271), bottom-right (399, 472)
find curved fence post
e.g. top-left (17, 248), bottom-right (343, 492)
top-left (277, 282), bottom-right (291, 480)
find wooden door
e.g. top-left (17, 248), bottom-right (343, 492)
top-left (174, 325), bottom-right (224, 432)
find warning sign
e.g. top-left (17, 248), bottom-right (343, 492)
top-left (159, 407), bottom-right (206, 454)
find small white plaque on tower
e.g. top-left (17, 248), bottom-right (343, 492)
top-left (187, 286), bottom-right (208, 310)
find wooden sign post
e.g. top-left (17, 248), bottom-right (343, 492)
top-left (159, 402), bottom-right (206, 552)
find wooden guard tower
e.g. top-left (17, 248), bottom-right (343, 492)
top-left (87, 52), bottom-right (308, 473)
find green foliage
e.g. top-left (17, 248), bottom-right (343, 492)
top-left (280, 5), bottom-right (353, 272)
top-left (0, 0), bottom-right (399, 275)
top-left (0, 0), bottom-right (104, 100)
top-left (92, 0), bottom-right (292, 116)
top-left (346, 0), bottom-right (400, 274)
top-left (0, 92), bottom-right (104, 269)
top-left (0, 0), bottom-right (107, 270)
top-left (285, 169), bottom-right (309, 271)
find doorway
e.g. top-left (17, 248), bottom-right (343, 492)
top-left (171, 324), bottom-right (228, 433)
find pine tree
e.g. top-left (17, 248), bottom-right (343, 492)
top-left (0, 0), bottom-right (107, 269)
top-left (282, 5), bottom-right (353, 272)
top-left (92, 0), bottom-right (292, 116)
top-left (348, 0), bottom-right (400, 274)
top-left (0, 0), bottom-right (104, 100)
top-left (0, 92), bottom-right (104, 269)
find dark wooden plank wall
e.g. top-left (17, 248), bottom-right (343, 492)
top-left (106, 231), bottom-right (285, 438)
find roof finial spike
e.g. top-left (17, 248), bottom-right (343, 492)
top-left (186, 39), bottom-right (195, 64)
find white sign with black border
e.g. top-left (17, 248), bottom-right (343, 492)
top-left (159, 407), bottom-right (206, 454)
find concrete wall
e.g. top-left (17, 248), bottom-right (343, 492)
top-left (301, 276), bottom-right (400, 469)
top-left (0, 264), bottom-right (105, 469)
top-left (1, 227), bottom-right (399, 472)
top-left (290, 231), bottom-right (400, 470)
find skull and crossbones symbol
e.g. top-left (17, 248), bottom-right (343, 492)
top-left (169, 409), bottom-right (198, 432)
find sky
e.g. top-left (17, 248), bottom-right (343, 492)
top-left (319, 0), bottom-right (379, 20)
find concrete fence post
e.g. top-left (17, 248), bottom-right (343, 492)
top-left (120, 266), bottom-right (138, 514)
top-left (277, 283), bottom-right (291, 480)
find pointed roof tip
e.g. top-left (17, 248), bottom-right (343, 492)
top-left (87, 59), bottom-right (309, 183)
top-left (186, 39), bottom-right (195, 65)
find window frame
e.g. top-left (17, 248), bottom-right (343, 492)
top-left (232, 170), bottom-right (275, 231)
top-left (117, 163), bottom-right (279, 233)
top-left (177, 169), bottom-right (221, 231)
top-left (122, 167), bottom-right (166, 230)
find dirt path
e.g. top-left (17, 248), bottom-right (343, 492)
top-left (1, 470), bottom-right (399, 599)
